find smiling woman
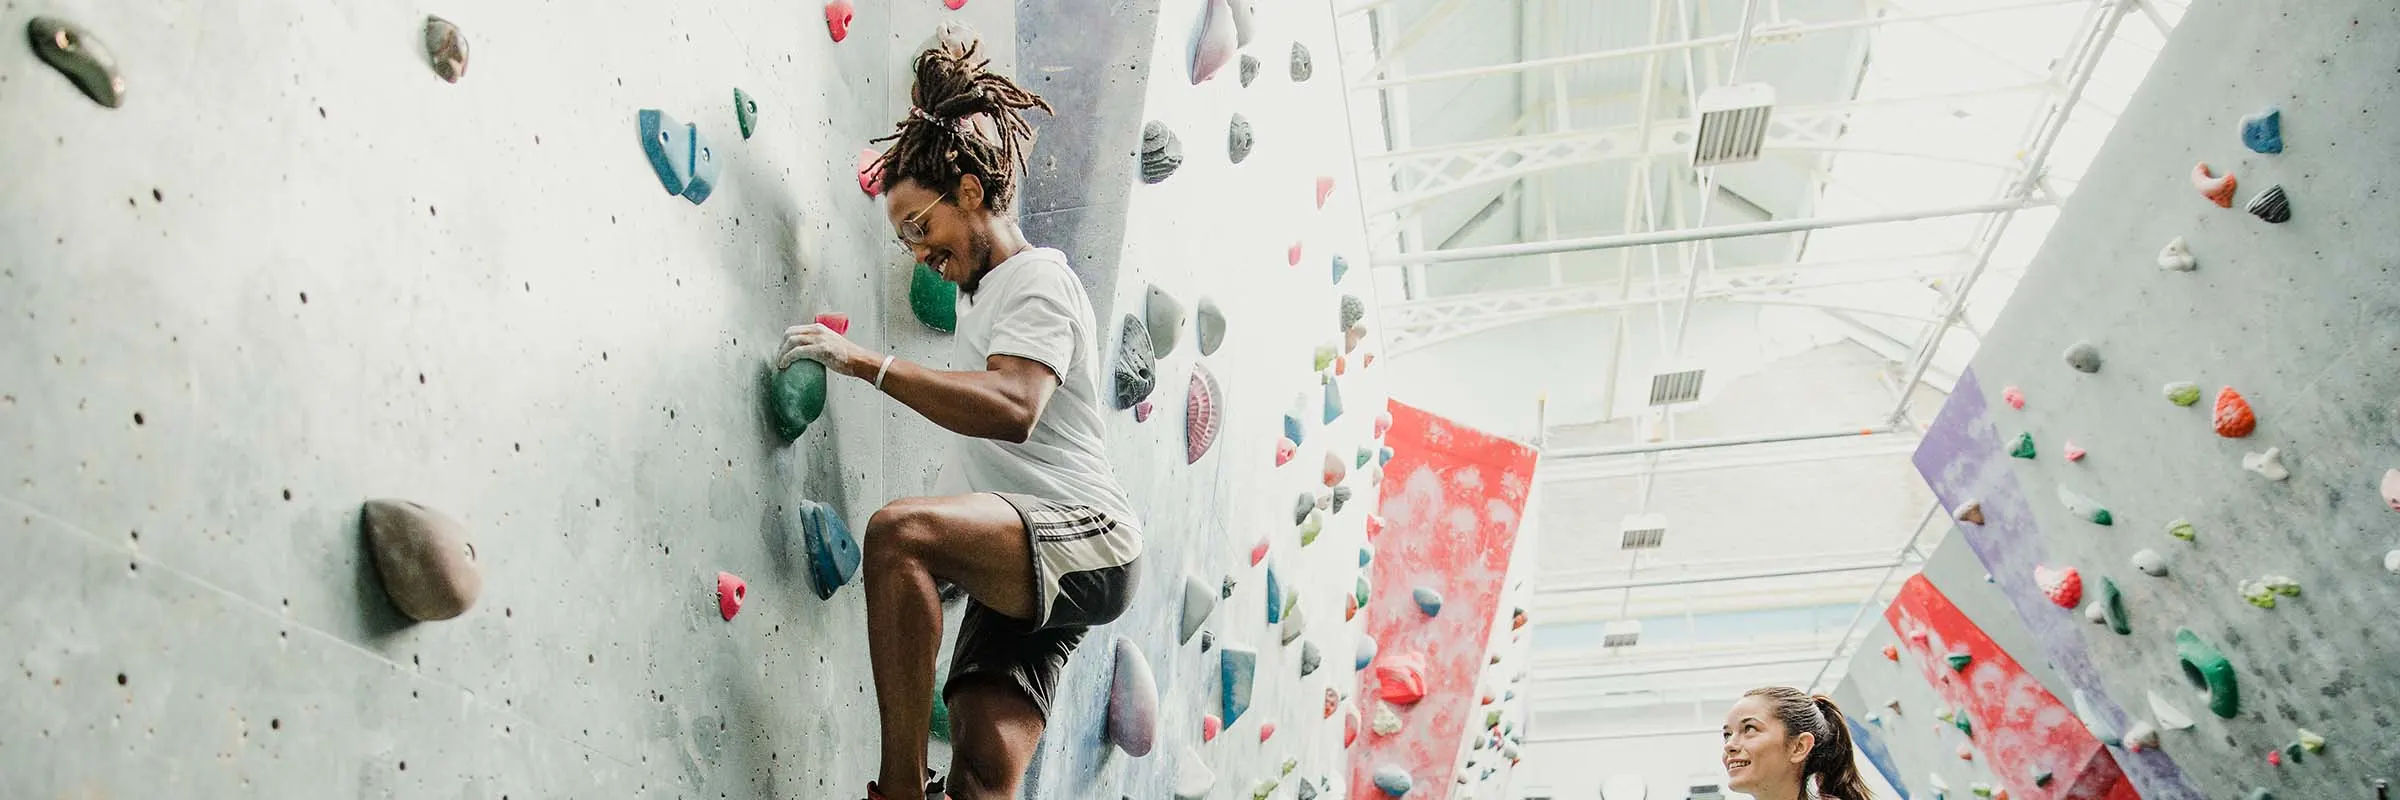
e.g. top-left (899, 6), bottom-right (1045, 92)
top-left (1721, 687), bottom-right (1874, 800)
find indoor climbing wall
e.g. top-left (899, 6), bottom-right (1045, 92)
top-left (1350, 401), bottom-right (1540, 800)
top-left (1909, 0), bottom-right (2400, 798)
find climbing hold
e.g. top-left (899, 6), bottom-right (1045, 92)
top-left (1192, 297), bottom-right (1228, 356)
top-left (2063, 341), bottom-right (2102, 373)
top-left (1945, 651), bottom-right (1973, 672)
top-left (2192, 162), bottom-right (2237, 208)
top-left (682, 127), bottom-right (723, 204)
top-left (1174, 745), bottom-right (1214, 799)
top-left (1140, 121), bottom-right (1184, 184)
top-left (716, 571), bottom-right (747, 621)
top-left (2073, 689), bottom-right (2122, 746)
top-left (2085, 600), bottom-right (2109, 625)
top-left (1112, 315), bottom-right (1157, 409)
top-left (2098, 577), bottom-right (2130, 635)
top-left (2008, 432), bottom-right (2037, 459)
top-left (1293, 492), bottom-right (1317, 525)
top-left (2002, 385), bottom-right (2025, 409)
top-left (1283, 400), bottom-right (1307, 445)
top-left (24, 17), bottom-right (124, 108)
top-left (2166, 518), bottom-right (2196, 542)
top-left (1956, 712), bottom-right (1974, 737)
top-left (1258, 722), bottom-right (1276, 742)
top-left (2164, 381), bottom-right (2202, 406)
top-left (799, 500), bottom-right (862, 599)
top-left (1230, 114), bottom-right (1255, 163)
top-left (2123, 721), bottom-right (2160, 752)
top-left (1935, 706), bottom-right (1956, 723)
top-left (1180, 574), bottom-right (1217, 644)
top-left (2064, 441), bottom-right (2087, 462)
top-left (2296, 728), bottom-right (2324, 753)
top-left (814, 312), bottom-right (850, 336)
top-left (1108, 637), bottom-right (1160, 757)
top-left (1372, 704), bottom-right (1403, 735)
top-left (1356, 446), bottom-right (1375, 469)
top-left (1275, 437), bottom-right (1297, 466)
top-left (1220, 643), bottom-right (1257, 724)
top-left (1201, 714), bottom-right (1221, 742)
top-left (1324, 378), bottom-right (1345, 424)
top-left (1282, 589), bottom-right (1300, 623)
top-left (1297, 780), bottom-right (1320, 800)
top-left (2240, 107), bottom-right (2283, 153)
top-left (824, 0), bottom-right (854, 41)
top-left (1252, 538), bottom-right (1271, 568)
top-left (2149, 690), bottom-right (2194, 730)
top-left (2174, 627), bottom-right (2240, 718)
top-left (767, 357), bottom-right (828, 441)
top-left (2242, 447), bottom-right (2290, 481)
top-left (1376, 657), bottom-right (1427, 705)
top-left (421, 15), bottom-right (469, 84)
top-left (1330, 485), bottom-right (1353, 514)
top-left (1346, 322), bottom-right (1369, 354)
top-left (2279, 741), bottom-right (2304, 764)
top-left (1190, 0), bottom-right (1237, 84)
top-left (1954, 502), bottom-right (1985, 525)
top-left (1145, 286), bottom-right (1185, 358)
top-left (2245, 185), bottom-right (2291, 223)
top-left (1300, 641), bottom-right (1323, 677)
top-left (1239, 54), bottom-right (1261, 86)
top-left (1317, 176), bottom-right (1338, 209)
top-left (1314, 342), bottom-right (1337, 372)
top-left (361, 499), bottom-right (481, 621)
top-left (1882, 644), bottom-right (1899, 661)
top-left (1298, 509), bottom-right (1324, 545)
top-left (1412, 586), bottom-right (1443, 617)
top-left (1366, 513), bottom-right (1385, 540)
top-left (2382, 469), bottom-right (2400, 511)
top-left (2036, 565), bottom-right (2083, 608)
top-left (1359, 545), bottom-right (1374, 569)
top-left (1355, 636), bottom-right (1379, 670)
top-left (1380, 446), bottom-right (1395, 466)
top-left (2058, 486), bottom-right (2112, 526)
top-left (1185, 365), bottom-right (1221, 463)
top-left (1133, 400), bottom-right (1153, 422)
top-left (2131, 549), bottom-right (2168, 577)
top-left (944, 0), bottom-right (967, 8)
top-left (2239, 579), bottom-right (2278, 608)
top-left (1334, 254), bottom-right (1354, 283)
top-left (1290, 42), bottom-right (1315, 82)
top-left (2157, 237), bottom-right (2196, 271)
top-left (1263, 563), bottom-right (1285, 624)
top-left (2213, 387), bottom-right (2256, 437)
top-left (1957, 743), bottom-right (1975, 760)
top-left (733, 88), bottom-right (759, 139)
top-left (2264, 574), bottom-right (2300, 597)
top-left (931, 689), bottom-right (952, 741)
top-left (1199, 631), bottom-right (1215, 652)
top-left (1323, 450), bottom-right (1348, 487)
top-left (908, 262), bottom-right (958, 333)
top-left (1344, 710), bottom-right (1360, 747)
top-left (1372, 765), bottom-right (1413, 797)
top-left (638, 110), bottom-right (694, 196)
top-left (1338, 294), bottom-right (1368, 333)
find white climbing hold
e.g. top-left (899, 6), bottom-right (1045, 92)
top-left (1372, 704), bottom-right (1403, 736)
top-left (2148, 690), bottom-right (2194, 731)
top-left (2073, 689), bottom-right (2121, 746)
top-left (2132, 549), bottom-right (2168, 577)
top-left (2386, 549), bottom-right (2400, 573)
top-left (2063, 341), bottom-right (2102, 373)
top-left (2084, 601), bottom-right (2109, 625)
top-left (2156, 237), bottom-right (2196, 271)
top-left (1174, 745), bottom-right (1215, 799)
top-left (1179, 573), bottom-right (1216, 644)
top-left (2381, 469), bottom-right (2400, 512)
top-left (2243, 447), bottom-right (2289, 481)
top-left (2123, 721), bottom-right (2161, 752)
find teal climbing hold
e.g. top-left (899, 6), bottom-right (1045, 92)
top-left (1354, 636), bottom-right (1378, 670)
top-left (799, 500), bottom-right (861, 599)
top-left (1372, 765), bottom-right (1413, 796)
top-left (1379, 446), bottom-right (1394, 466)
top-left (1324, 378), bottom-right (1345, 424)
top-left (1360, 544), bottom-right (1374, 567)
top-left (2099, 577), bottom-right (2129, 635)
top-left (909, 262), bottom-right (958, 333)
top-left (1357, 446), bottom-right (1373, 468)
top-left (2174, 627), bottom-right (2239, 718)
top-left (767, 360), bottom-right (828, 441)
top-left (1265, 562), bottom-right (1283, 624)
top-left (1945, 652), bottom-right (1972, 672)
top-left (2240, 107), bottom-right (2282, 154)
top-left (1220, 643), bottom-right (1257, 724)
top-left (931, 688), bottom-right (951, 741)
top-left (682, 126), bottom-right (723, 204)
top-left (2008, 432), bottom-right (2036, 459)
top-left (1355, 575), bottom-right (1370, 606)
top-left (638, 109), bottom-right (693, 195)
top-left (1412, 586), bottom-right (1443, 617)
top-left (1331, 254), bottom-right (1351, 283)
top-left (734, 88), bottom-right (758, 139)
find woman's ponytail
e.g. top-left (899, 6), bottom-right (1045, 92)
top-left (1804, 694), bottom-right (1874, 800)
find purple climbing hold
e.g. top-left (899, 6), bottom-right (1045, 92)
top-left (362, 498), bottom-right (482, 621)
top-left (1107, 636), bottom-right (1160, 756)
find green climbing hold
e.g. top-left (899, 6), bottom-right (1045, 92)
top-left (2164, 381), bottom-right (2201, 406)
top-left (2099, 577), bottom-right (2129, 635)
top-left (1298, 509), bottom-right (1324, 545)
top-left (1281, 757), bottom-right (1298, 777)
top-left (2009, 432), bottom-right (2036, 459)
top-left (1313, 342), bottom-right (1337, 372)
top-left (1357, 445), bottom-right (1373, 468)
top-left (1953, 713), bottom-right (1972, 737)
top-left (767, 359), bottom-right (828, 441)
top-left (734, 88), bottom-right (758, 139)
top-left (1945, 653), bottom-right (1972, 672)
top-left (910, 262), bottom-right (958, 333)
top-left (2240, 579), bottom-right (2278, 608)
top-left (931, 689), bottom-right (952, 741)
top-left (2166, 518), bottom-right (2196, 542)
top-left (2245, 791), bottom-right (2274, 800)
top-left (1354, 575), bottom-right (1370, 607)
top-left (2174, 627), bottom-right (2240, 718)
top-left (2296, 727), bottom-right (2324, 753)
top-left (2280, 741), bottom-right (2305, 764)
top-left (2059, 486), bottom-right (2112, 526)
top-left (2031, 769), bottom-right (2053, 788)
top-left (1485, 709), bottom-right (1502, 729)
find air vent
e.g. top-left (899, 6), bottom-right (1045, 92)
top-left (1687, 784), bottom-right (1725, 800)
top-left (1691, 83), bottom-right (1777, 167)
top-left (1648, 368), bottom-right (1707, 406)
top-left (1618, 513), bottom-right (1667, 550)
top-left (1602, 620), bottom-right (1642, 648)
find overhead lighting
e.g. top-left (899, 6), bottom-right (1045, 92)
top-left (1619, 513), bottom-right (1668, 550)
top-left (1602, 620), bottom-right (1643, 648)
top-left (1692, 83), bottom-right (1777, 167)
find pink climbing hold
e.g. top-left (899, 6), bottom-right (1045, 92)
top-left (1133, 400), bottom-right (1154, 422)
top-left (2064, 442), bottom-right (2086, 462)
top-left (1374, 655), bottom-right (1427, 705)
top-left (1186, 365), bottom-right (1222, 463)
top-left (1202, 714), bottom-right (1222, 742)
top-left (824, 0), bottom-right (854, 41)
top-left (1259, 722), bottom-right (1276, 742)
top-left (2192, 162), bottom-right (2237, 208)
top-left (716, 571), bottom-right (747, 621)
top-left (857, 149), bottom-right (884, 197)
top-left (1275, 437), bottom-right (1297, 466)
top-left (1374, 411), bottom-right (1392, 439)
top-left (2002, 385), bottom-right (2024, 410)
top-left (1251, 537), bottom-right (1269, 566)
top-left (1316, 176), bottom-right (1336, 208)
top-left (2266, 748), bottom-right (2280, 766)
top-left (1288, 242), bottom-right (1303, 267)
top-left (1324, 449), bottom-right (1348, 487)
top-left (944, 0), bottom-right (967, 9)
top-left (814, 312), bottom-right (850, 336)
top-left (1364, 514), bottom-right (1384, 540)
top-left (1189, 0), bottom-right (1237, 84)
top-left (2382, 469), bottom-right (2400, 512)
top-left (2036, 565), bottom-right (2083, 608)
top-left (1344, 710), bottom-right (1359, 747)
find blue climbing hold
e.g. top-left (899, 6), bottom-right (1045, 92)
top-left (1503, 689), bottom-right (1514, 701)
top-left (1283, 411), bottom-right (1305, 446)
top-left (1372, 765), bottom-right (1414, 796)
top-left (1412, 586), bottom-right (1443, 617)
top-left (1265, 562), bottom-right (1283, 624)
top-left (2240, 107), bottom-right (2283, 154)
top-left (799, 499), bottom-right (861, 599)
top-left (638, 109), bottom-right (692, 196)
top-left (1360, 543), bottom-right (1374, 567)
top-left (1332, 254), bottom-right (1350, 283)
top-left (682, 125), bottom-right (722, 204)
top-left (1220, 643), bottom-right (1257, 725)
top-left (1324, 378), bottom-right (1345, 424)
top-left (1355, 636), bottom-right (1379, 671)
top-left (1379, 446), bottom-right (1394, 466)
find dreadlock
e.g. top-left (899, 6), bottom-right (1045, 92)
top-left (872, 37), bottom-right (1053, 213)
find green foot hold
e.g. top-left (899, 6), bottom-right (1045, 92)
top-left (2175, 627), bottom-right (2240, 718)
top-left (766, 360), bottom-right (828, 441)
top-left (2008, 432), bottom-right (2036, 459)
top-left (909, 262), bottom-right (958, 333)
top-left (1946, 652), bottom-right (1972, 672)
top-left (2059, 486), bottom-right (2112, 525)
top-left (2166, 518), bottom-right (2196, 542)
top-left (734, 88), bottom-right (758, 138)
top-left (931, 690), bottom-right (952, 741)
top-left (2164, 381), bottom-right (2202, 406)
top-left (2099, 577), bottom-right (2130, 635)
top-left (2031, 769), bottom-right (2053, 788)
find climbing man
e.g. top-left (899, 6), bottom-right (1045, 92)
top-left (774, 38), bottom-right (1142, 800)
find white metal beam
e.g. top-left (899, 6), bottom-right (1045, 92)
top-left (1373, 195), bottom-right (2053, 266)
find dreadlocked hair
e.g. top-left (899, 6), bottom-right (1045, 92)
top-left (872, 37), bottom-right (1053, 213)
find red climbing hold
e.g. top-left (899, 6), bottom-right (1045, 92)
top-left (1251, 537), bottom-right (1269, 566)
top-left (1275, 437), bottom-right (1297, 466)
top-left (716, 571), bottom-right (747, 621)
top-left (944, 0), bottom-right (967, 9)
top-left (2267, 748), bottom-right (2280, 766)
top-left (1288, 242), bottom-right (1303, 267)
top-left (2036, 565), bottom-right (2083, 608)
top-left (1374, 656), bottom-right (1427, 705)
top-left (1189, 0), bottom-right (1236, 84)
top-left (1364, 513), bottom-right (1384, 540)
top-left (824, 0), bottom-right (854, 41)
top-left (2192, 162), bottom-right (2237, 208)
top-left (1344, 710), bottom-right (1359, 747)
top-left (1259, 723), bottom-right (1276, 742)
top-left (1202, 714), bottom-right (1222, 742)
top-left (858, 149), bottom-right (883, 197)
top-left (815, 312), bottom-right (850, 336)
top-left (2064, 441), bottom-right (2086, 462)
top-left (1481, 693), bottom-right (1494, 705)
top-left (2213, 387), bottom-right (2256, 437)
top-left (1325, 687), bottom-right (1341, 718)
top-left (1316, 176), bottom-right (1336, 208)
top-left (1882, 644), bottom-right (1899, 661)
top-left (1374, 412), bottom-right (1392, 439)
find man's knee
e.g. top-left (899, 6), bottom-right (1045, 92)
top-left (865, 497), bottom-right (943, 568)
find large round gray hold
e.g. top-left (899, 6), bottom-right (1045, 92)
top-left (1140, 121), bottom-right (1183, 184)
top-left (2063, 341), bottom-right (2101, 373)
top-left (1146, 285), bottom-right (1186, 357)
top-left (1339, 294), bottom-right (1365, 332)
top-left (362, 498), bottom-right (482, 621)
top-left (1112, 314), bottom-right (1157, 409)
top-left (1228, 113), bottom-right (1254, 164)
top-left (1196, 297), bottom-right (1228, 355)
top-left (1290, 42), bottom-right (1313, 82)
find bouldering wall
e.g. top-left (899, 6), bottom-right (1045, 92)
top-left (1350, 401), bottom-right (1540, 799)
top-left (1908, 0), bottom-right (2400, 798)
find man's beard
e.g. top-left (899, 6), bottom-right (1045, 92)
top-left (957, 229), bottom-right (997, 297)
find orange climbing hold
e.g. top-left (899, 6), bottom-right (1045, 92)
top-left (2192, 162), bottom-right (2237, 208)
top-left (824, 0), bottom-right (854, 41)
top-left (1882, 644), bottom-right (1899, 661)
top-left (2213, 387), bottom-right (2256, 437)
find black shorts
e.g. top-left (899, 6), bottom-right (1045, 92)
top-left (942, 493), bottom-right (1141, 717)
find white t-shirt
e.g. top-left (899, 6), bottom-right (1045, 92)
top-left (936, 247), bottom-right (1140, 529)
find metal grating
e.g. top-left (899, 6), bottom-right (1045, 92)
top-left (1601, 620), bottom-right (1643, 648)
top-left (1648, 368), bottom-right (1707, 405)
top-left (1691, 82), bottom-right (1777, 166)
top-left (1687, 785), bottom-right (1726, 800)
top-left (1619, 513), bottom-right (1668, 550)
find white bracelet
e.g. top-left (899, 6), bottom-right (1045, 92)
top-left (873, 354), bottom-right (897, 391)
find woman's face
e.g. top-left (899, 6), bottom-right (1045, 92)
top-left (1721, 695), bottom-right (1808, 794)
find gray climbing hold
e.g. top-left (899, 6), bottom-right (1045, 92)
top-left (1194, 297), bottom-right (1227, 355)
top-left (1372, 765), bottom-right (1413, 796)
top-left (2058, 486), bottom-right (2112, 525)
top-left (1180, 573), bottom-right (1216, 644)
top-left (2132, 549), bottom-right (2168, 577)
top-left (1294, 492), bottom-right (1315, 525)
top-left (1229, 113), bottom-right (1255, 164)
top-left (2245, 185), bottom-right (2290, 223)
top-left (1296, 779), bottom-right (1319, 800)
top-left (1146, 286), bottom-right (1185, 357)
top-left (28, 17), bottom-right (125, 107)
top-left (800, 499), bottom-right (862, 599)
top-left (1340, 294), bottom-right (1366, 332)
top-left (1140, 121), bottom-right (1184, 184)
top-left (1239, 54), bottom-right (1261, 87)
top-left (1199, 630), bottom-right (1214, 651)
top-left (1331, 484), bottom-right (1353, 514)
top-left (1280, 601), bottom-right (1306, 645)
top-left (1112, 314), bottom-right (1156, 409)
top-left (2157, 237), bottom-right (2195, 271)
top-left (361, 499), bottom-right (482, 621)
top-left (2148, 690), bottom-right (2194, 730)
top-left (424, 15), bottom-right (468, 84)
top-left (1107, 637), bottom-right (1159, 756)
top-left (1290, 42), bottom-right (1314, 82)
top-left (1300, 640), bottom-right (1322, 676)
top-left (2064, 341), bottom-right (2102, 373)
top-left (2240, 106), bottom-right (2282, 154)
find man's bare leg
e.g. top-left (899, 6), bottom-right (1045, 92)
top-left (862, 494), bottom-right (1038, 800)
top-left (944, 678), bottom-right (1046, 799)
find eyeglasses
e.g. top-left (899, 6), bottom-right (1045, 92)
top-left (896, 192), bottom-right (947, 247)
